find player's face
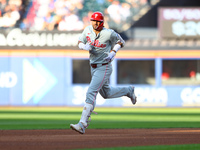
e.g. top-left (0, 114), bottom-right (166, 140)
top-left (91, 20), bottom-right (101, 30)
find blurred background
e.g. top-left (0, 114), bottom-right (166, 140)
top-left (0, 0), bottom-right (200, 107)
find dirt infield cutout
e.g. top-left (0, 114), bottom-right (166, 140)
top-left (0, 128), bottom-right (200, 150)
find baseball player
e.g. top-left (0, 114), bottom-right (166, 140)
top-left (70, 12), bottom-right (137, 134)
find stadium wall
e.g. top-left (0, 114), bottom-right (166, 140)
top-left (0, 49), bottom-right (200, 107)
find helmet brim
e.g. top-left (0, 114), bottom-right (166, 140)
top-left (90, 19), bottom-right (103, 22)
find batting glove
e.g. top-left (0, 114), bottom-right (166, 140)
top-left (79, 42), bottom-right (92, 51)
top-left (104, 51), bottom-right (116, 62)
top-left (84, 42), bottom-right (92, 51)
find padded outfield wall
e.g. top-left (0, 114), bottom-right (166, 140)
top-left (0, 48), bottom-right (200, 107)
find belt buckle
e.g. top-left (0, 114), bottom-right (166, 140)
top-left (91, 64), bottom-right (97, 68)
top-left (91, 63), bottom-right (108, 68)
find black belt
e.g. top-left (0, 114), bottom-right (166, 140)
top-left (91, 63), bottom-right (108, 68)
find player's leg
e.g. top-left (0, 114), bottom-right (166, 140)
top-left (70, 64), bottom-right (111, 134)
top-left (99, 79), bottom-right (137, 104)
top-left (70, 103), bottom-right (93, 134)
top-left (85, 64), bottom-right (112, 105)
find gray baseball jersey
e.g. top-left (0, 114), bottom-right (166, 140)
top-left (78, 25), bottom-right (132, 107)
top-left (78, 25), bottom-right (125, 64)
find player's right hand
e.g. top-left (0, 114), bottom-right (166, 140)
top-left (79, 42), bottom-right (97, 55)
top-left (86, 43), bottom-right (97, 55)
top-left (79, 42), bottom-right (92, 51)
top-left (84, 42), bottom-right (92, 51)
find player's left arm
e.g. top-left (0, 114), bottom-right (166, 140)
top-left (104, 32), bottom-right (125, 62)
top-left (111, 33), bottom-right (125, 53)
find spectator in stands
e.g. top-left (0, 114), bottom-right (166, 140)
top-left (10, 4), bottom-right (20, 22)
top-left (120, 2), bottom-right (131, 22)
top-left (54, 0), bottom-right (68, 17)
top-left (56, 0), bottom-right (84, 31)
top-left (58, 12), bottom-right (83, 31)
top-left (105, 0), bottom-right (132, 30)
top-left (0, 0), bottom-right (22, 28)
top-left (30, 0), bottom-right (84, 31)
top-left (147, 0), bottom-right (151, 6)
top-left (9, 0), bottom-right (22, 7)
top-left (125, 0), bottom-right (140, 14)
top-left (107, 0), bottom-right (121, 24)
top-left (0, 0), bottom-right (7, 15)
top-left (82, 11), bottom-right (93, 29)
top-left (12, 0), bottom-right (148, 31)
top-left (43, 11), bottom-right (54, 30)
top-left (20, 18), bottom-right (30, 30)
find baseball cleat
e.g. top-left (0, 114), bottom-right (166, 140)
top-left (130, 86), bottom-right (137, 105)
top-left (70, 123), bottom-right (85, 134)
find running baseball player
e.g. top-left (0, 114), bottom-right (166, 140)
top-left (70, 12), bottom-right (137, 134)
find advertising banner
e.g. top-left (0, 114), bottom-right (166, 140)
top-left (0, 58), bottom-right (10, 105)
top-left (0, 56), bottom-right (200, 107)
top-left (159, 7), bottom-right (200, 38)
top-left (70, 85), bottom-right (200, 107)
top-left (0, 57), bottom-right (65, 105)
top-left (0, 28), bottom-right (81, 49)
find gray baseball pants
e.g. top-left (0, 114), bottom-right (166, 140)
top-left (85, 63), bottom-right (132, 107)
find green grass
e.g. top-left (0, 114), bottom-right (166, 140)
top-left (0, 107), bottom-right (200, 150)
top-left (76, 144), bottom-right (200, 150)
top-left (0, 107), bottom-right (200, 130)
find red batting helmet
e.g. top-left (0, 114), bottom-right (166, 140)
top-left (90, 12), bottom-right (104, 30)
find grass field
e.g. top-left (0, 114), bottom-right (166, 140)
top-left (77, 144), bottom-right (200, 150)
top-left (0, 107), bottom-right (200, 150)
top-left (0, 107), bottom-right (200, 130)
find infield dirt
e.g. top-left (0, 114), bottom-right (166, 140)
top-left (0, 128), bottom-right (200, 150)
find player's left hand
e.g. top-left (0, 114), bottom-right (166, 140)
top-left (104, 51), bottom-right (116, 62)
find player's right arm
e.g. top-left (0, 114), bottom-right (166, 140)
top-left (78, 41), bottom-right (92, 51)
top-left (77, 26), bottom-right (92, 51)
